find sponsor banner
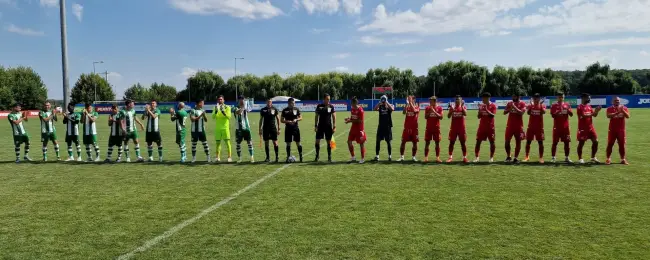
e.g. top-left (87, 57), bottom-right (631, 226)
top-left (0, 110), bottom-right (40, 118)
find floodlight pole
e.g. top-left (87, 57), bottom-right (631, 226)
top-left (59, 0), bottom-right (70, 108)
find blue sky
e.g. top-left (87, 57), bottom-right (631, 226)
top-left (2, 0), bottom-right (650, 99)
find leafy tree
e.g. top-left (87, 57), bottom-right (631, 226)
top-left (181, 71), bottom-right (225, 102)
top-left (71, 73), bottom-right (116, 105)
top-left (123, 83), bottom-right (150, 101)
top-left (149, 83), bottom-right (177, 102)
top-left (0, 66), bottom-right (13, 110)
top-left (7, 66), bottom-right (48, 109)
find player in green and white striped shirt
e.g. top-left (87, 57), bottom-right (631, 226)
top-left (142, 100), bottom-right (163, 162)
top-left (7, 104), bottom-right (33, 163)
top-left (119, 100), bottom-right (145, 162)
top-left (105, 104), bottom-right (125, 163)
top-left (171, 102), bottom-right (188, 163)
top-left (63, 103), bottom-right (83, 162)
top-left (39, 101), bottom-right (60, 161)
top-left (190, 99), bottom-right (211, 163)
top-left (81, 103), bottom-right (101, 162)
top-left (235, 96), bottom-right (254, 163)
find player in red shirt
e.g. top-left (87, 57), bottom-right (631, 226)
top-left (345, 97), bottom-right (366, 164)
top-left (473, 92), bottom-right (497, 163)
top-left (550, 93), bottom-right (574, 163)
top-left (399, 95), bottom-right (419, 162)
top-left (424, 96), bottom-right (444, 163)
top-left (447, 95), bottom-right (469, 163)
top-left (524, 93), bottom-right (546, 163)
top-left (605, 97), bottom-right (630, 165)
top-left (504, 93), bottom-right (527, 164)
top-left (576, 93), bottom-right (602, 164)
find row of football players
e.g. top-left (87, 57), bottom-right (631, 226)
top-left (6, 93), bottom-right (630, 165)
top-left (345, 93), bottom-right (630, 165)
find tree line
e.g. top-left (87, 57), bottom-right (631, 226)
top-left (2, 61), bottom-right (650, 110)
top-left (173, 61), bottom-right (650, 102)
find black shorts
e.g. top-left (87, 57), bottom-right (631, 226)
top-left (236, 129), bottom-right (252, 143)
top-left (191, 132), bottom-right (207, 142)
top-left (284, 127), bottom-right (301, 143)
top-left (146, 132), bottom-right (162, 144)
top-left (262, 128), bottom-right (278, 141)
top-left (377, 127), bottom-right (393, 141)
top-left (316, 127), bottom-right (334, 140)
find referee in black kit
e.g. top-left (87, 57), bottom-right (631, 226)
top-left (259, 98), bottom-right (281, 162)
top-left (373, 95), bottom-right (394, 161)
top-left (314, 93), bottom-right (336, 162)
top-left (281, 98), bottom-right (303, 162)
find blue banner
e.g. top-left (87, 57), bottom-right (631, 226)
top-left (78, 95), bottom-right (650, 114)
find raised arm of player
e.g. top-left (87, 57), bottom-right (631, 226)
top-left (568, 106), bottom-right (574, 117)
top-left (374, 103), bottom-right (380, 111)
top-left (620, 106), bottom-right (631, 118)
top-left (135, 117), bottom-right (145, 131)
top-left (447, 105), bottom-right (453, 119)
top-left (461, 103), bottom-right (467, 117)
top-left (190, 111), bottom-right (199, 122)
top-left (593, 106), bottom-right (602, 117)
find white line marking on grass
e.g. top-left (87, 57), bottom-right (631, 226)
top-left (116, 115), bottom-right (370, 260)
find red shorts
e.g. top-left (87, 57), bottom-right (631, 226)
top-left (577, 128), bottom-right (598, 141)
top-left (348, 130), bottom-right (367, 144)
top-left (401, 128), bottom-right (419, 142)
top-left (476, 127), bottom-right (495, 141)
top-left (505, 127), bottom-right (525, 141)
top-left (607, 130), bottom-right (626, 144)
top-left (424, 128), bottom-right (441, 142)
top-left (552, 127), bottom-right (571, 143)
top-left (448, 128), bottom-right (467, 142)
top-left (526, 128), bottom-right (545, 141)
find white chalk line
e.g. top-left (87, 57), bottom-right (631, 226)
top-left (116, 122), bottom-right (361, 259)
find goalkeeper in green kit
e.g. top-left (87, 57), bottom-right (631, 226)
top-left (170, 102), bottom-right (188, 163)
top-left (234, 95), bottom-right (254, 163)
top-left (212, 95), bottom-right (232, 163)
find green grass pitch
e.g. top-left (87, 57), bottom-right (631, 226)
top-left (1, 109), bottom-right (649, 259)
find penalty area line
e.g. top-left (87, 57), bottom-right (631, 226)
top-left (116, 127), bottom-right (355, 260)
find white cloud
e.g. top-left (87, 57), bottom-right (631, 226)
top-left (443, 46), bottom-right (463, 52)
top-left (641, 51), bottom-right (649, 56)
top-left (541, 50), bottom-right (617, 70)
top-left (334, 66), bottom-right (349, 71)
top-left (72, 3), bottom-right (83, 22)
top-left (556, 37), bottom-right (650, 48)
top-left (359, 0), bottom-right (650, 37)
top-left (332, 53), bottom-right (350, 59)
top-left (359, 35), bottom-right (420, 45)
top-left (5, 24), bottom-right (45, 36)
top-left (170, 0), bottom-right (283, 20)
top-left (479, 30), bottom-right (511, 37)
top-left (40, 0), bottom-right (57, 7)
top-left (341, 0), bottom-right (362, 14)
top-left (180, 67), bottom-right (198, 77)
top-left (107, 72), bottom-right (122, 80)
top-left (295, 0), bottom-right (362, 15)
top-left (310, 28), bottom-right (330, 34)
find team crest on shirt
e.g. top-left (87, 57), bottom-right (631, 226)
top-left (327, 107), bottom-right (332, 113)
